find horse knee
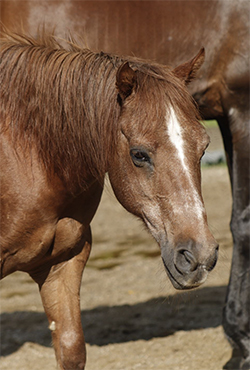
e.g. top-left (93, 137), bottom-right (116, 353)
top-left (59, 331), bottom-right (86, 370)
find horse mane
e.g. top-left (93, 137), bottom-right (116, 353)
top-left (0, 30), bottom-right (200, 193)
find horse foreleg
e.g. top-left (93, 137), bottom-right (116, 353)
top-left (31, 227), bottom-right (92, 370)
top-left (218, 116), bottom-right (250, 370)
top-left (223, 221), bottom-right (250, 370)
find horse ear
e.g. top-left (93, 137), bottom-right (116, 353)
top-left (116, 62), bottom-right (137, 101)
top-left (173, 48), bottom-right (205, 85)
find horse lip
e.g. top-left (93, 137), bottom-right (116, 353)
top-left (161, 257), bottom-right (207, 290)
top-left (162, 257), bottom-right (185, 290)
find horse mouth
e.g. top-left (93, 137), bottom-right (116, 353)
top-left (161, 257), bottom-right (208, 290)
top-left (162, 258), bottom-right (185, 289)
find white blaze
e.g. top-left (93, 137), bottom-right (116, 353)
top-left (168, 107), bottom-right (188, 171)
top-left (167, 106), bottom-right (205, 220)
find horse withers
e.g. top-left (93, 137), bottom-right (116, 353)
top-left (0, 31), bottom-right (218, 369)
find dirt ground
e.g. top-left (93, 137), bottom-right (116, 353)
top-left (0, 127), bottom-right (236, 370)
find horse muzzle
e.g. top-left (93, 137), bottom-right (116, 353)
top-left (161, 240), bottom-right (219, 290)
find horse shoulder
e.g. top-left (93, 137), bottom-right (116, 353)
top-left (0, 133), bottom-right (103, 277)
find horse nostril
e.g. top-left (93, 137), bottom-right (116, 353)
top-left (207, 244), bottom-right (219, 271)
top-left (182, 250), bottom-right (199, 272)
top-left (175, 249), bottom-right (198, 275)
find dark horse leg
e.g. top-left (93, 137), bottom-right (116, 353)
top-left (218, 112), bottom-right (250, 370)
top-left (30, 227), bottom-right (92, 370)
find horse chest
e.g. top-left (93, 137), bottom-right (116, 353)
top-left (0, 222), bottom-right (57, 278)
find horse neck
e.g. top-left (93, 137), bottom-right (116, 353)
top-left (60, 52), bottom-right (121, 189)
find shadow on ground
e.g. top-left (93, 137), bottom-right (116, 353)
top-left (1, 285), bottom-right (227, 356)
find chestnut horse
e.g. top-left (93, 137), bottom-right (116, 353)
top-left (0, 31), bottom-right (218, 369)
top-left (2, 1), bottom-right (249, 368)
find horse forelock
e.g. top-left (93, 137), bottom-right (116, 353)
top-left (0, 30), bottom-right (201, 193)
top-left (126, 65), bottom-right (201, 139)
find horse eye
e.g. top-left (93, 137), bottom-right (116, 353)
top-left (130, 149), bottom-right (151, 167)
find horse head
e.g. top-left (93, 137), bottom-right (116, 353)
top-left (108, 49), bottom-right (218, 290)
